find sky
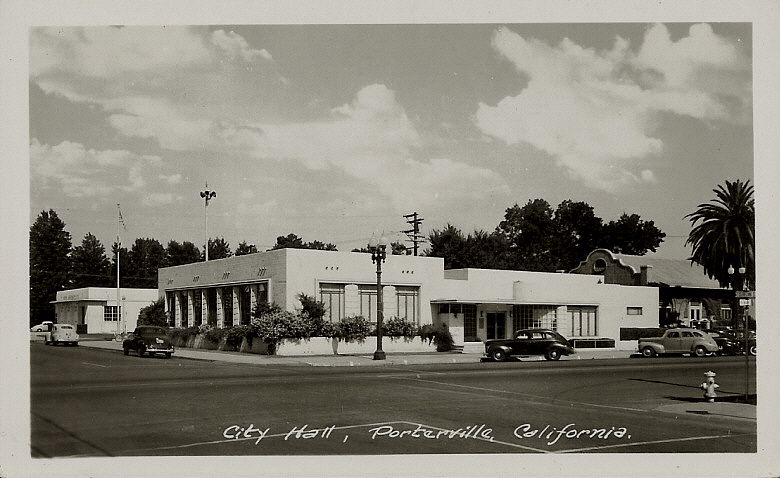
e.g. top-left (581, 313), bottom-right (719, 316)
top-left (28, 22), bottom-right (753, 259)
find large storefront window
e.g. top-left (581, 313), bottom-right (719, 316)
top-left (320, 283), bottom-right (345, 322)
top-left (513, 305), bottom-right (558, 332)
top-left (463, 304), bottom-right (477, 341)
top-left (569, 306), bottom-right (598, 337)
top-left (395, 286), bottom-right (420, 324)
top-left (222, 288), bottom-right (233, 327)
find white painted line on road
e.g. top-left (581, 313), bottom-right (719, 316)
top-left (558, 432), bottom-right (755, 453)
top-left (81, 362), bottom-right (109, 368)
top-left (397, 377), bottom-right (648, 413)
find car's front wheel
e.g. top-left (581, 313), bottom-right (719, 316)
top-left (490, 349), bottom-right (508, 362)
top-left (545, 348), bottom-right (562, 361)
top-left (749, 345), bottom-right (756, 356)
top-left (138, 345), bottom-right (146, 357)
top-left (641, 346), bottom-right (656, 358)
top-left (693, 346), bottom-right (707, 357)
top-left (165, 352), bottom-right (172, 359)
top-left (123, 347), bottom-right (129, 356)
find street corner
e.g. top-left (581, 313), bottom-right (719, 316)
top-left (654, 395), bottom-right (757, 421)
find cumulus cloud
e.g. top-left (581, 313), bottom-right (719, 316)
top-left (211, 29), bottom-right (272, 62)
top-left (475, 24), bottom-right (750, 192)
top-left (30, 139), bottom-right (162, 198)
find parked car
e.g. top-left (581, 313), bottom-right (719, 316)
top-left (30, 321), bottom-right (53, 332)
top-left (707, 330), bottom-right (741, 355)
top-left (732, 330), bottom-right (757, 356)
top-left (638, 327), bottom-right (719, 357)
top-left (123, 326), bottom-right (174, 358)
top-left (485, 328), bottom-right (575, 361)
top-left (44, 324), bottom-right (79, 346)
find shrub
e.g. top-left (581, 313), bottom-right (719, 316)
top-left (337, 315), bottom-right (371, 344)
top-left (419, 323), bottom-right (454, 352)
top-left (250, 311), bottom-right (313, 352)
top-left (252, 301), bottom-right (282, 320)
top-left (204, 326), bottom-right (227, 344)
top-left (318, 320), bottom-right (340, 338)
top-left (168, 326), bottom-right (199, 345)
top-left (224, 325), bottom-right (251, 349)
top-left (297, 293), bottom-right (327, 321)
top-left (138, 298), bottom-right (168, 327)
top-left (382, 317), bottom-right (418, 341)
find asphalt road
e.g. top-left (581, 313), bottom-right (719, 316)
top-left (30, 343), bottom-right (756, 457)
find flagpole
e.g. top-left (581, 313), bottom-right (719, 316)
top-left (116, 204), bottom-right (121, 338)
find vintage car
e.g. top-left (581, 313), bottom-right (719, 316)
top-left (30, 321), bottom-right (53, 332)
top-left (123, 326), bottom-right (174, 358)
top-left (44, 323), bottom-right (79, 346)
top-left (638, 327), bottom-right (719, 357)
top-left (484, 328), bottom-right (575, 361)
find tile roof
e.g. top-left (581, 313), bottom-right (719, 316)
top-left (613, 253), bottom-right (725, 289)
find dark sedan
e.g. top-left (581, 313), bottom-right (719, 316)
top-left (123, 326), bottom-right (175, 358)
top-left (484, 328), bottom-right (575, 361)
top-left (708, 329), bottom-right (756, 356)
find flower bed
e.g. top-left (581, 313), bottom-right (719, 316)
top-left (237, 336), bottom-right (436, 356)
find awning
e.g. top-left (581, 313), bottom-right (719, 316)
top-left (430, 299), bottom-right (599, 307)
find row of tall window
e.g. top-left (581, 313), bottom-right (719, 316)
top-left (319, 283), bottom-right (421, 324)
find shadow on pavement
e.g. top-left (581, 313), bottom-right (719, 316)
top-left (664, 394), bottom-right (757, 405)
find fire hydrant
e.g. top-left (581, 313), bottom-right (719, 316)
top-left (700, 371), bottom-right (719, 403)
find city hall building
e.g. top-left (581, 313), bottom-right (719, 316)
top-left (158, 248), bottom-right (658, 350)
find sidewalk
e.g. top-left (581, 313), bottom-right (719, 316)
top-left (77, 338), bottom-right (635, 366)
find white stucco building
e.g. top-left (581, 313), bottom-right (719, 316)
top-left (158, 248), bottom-right (658, 350)
top-left (52, 287), bottom-right (159, 334)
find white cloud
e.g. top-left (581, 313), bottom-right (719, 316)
top-left (30, 139), bottom-right (162, 198)
top-left (142, 193), bottom-right (178, 206)
top-left (160, 173), bottom-right (183, 184)
top-left (475, 24), bottom-right (750, 192)
top-left (211, 29), bottom-right (272, 62)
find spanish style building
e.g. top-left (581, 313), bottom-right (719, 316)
top-left (570, 249), bottom-right (736, 329)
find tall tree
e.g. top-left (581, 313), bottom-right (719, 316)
top-left (164, 240), bottom-right (201, 266)
top-left (685, 179), bottom-right (755, 289)
top-left (550, 200), bottom-right (603, 271)
top-left (204, 236), bottom-right (232, 260)
top-left (126, 238), bottom-right (166, 288)
top-left (235, 241), bottom-right (258, 256)
top-left (70, 233), bottom-right (112, 288)
top-left (601, 213), bottom-right (666, 255)
top-left (496, 199), bottom-right (557, 271)
top-left (30, 210), bottom-right (72, 326)
top-left (110, 242), bottom-right (130, 288)
top-left (271, 233), bottom-right (337, 251)
top-left (425, 224), bottom-right (468, 269)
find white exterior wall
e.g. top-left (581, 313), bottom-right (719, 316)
top-left (53, 288), bottom-right (158, 334)
top-left (157, 250), bottom-right (658, 348)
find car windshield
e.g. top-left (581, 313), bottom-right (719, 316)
top-left (136, 327), bottom-right (168, 335)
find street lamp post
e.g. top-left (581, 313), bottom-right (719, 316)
top-left (200, 186), bottom-right (217, 261)
top-left (728, 265), bottom-right (750, 402)
top-left (369, 235), bottom-right (388, 360)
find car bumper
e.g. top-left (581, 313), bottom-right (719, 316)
top-left (145, 346), bottom-right (174, 354)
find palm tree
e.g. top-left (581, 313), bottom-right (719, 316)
top-left (685, 179), bottom-right (755, 327)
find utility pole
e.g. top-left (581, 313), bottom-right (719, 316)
top-left (402, 212), bottom-right (424, 256)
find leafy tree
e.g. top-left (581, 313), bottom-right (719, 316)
top-left (164, 240), bottom-right (201, 266)
top-left (70, 233), bottom-right (113, 288)
top-left (550, 200), bottom-right (603, 271)
top-left (137, 298), bottom-right (168, 327)
top-left (30, 210), bottom-right (72, 326)
top-left (601, 213), bottom-right (666, 255)
top-left (271, 233), bottom-right (338, 251)
top-left (126, 238), bottom-right (166, 288)
top-left (685, 179), bottom-right (755, 289)
top-left (204, 236), bottom-right (232, 260)
top-left (425, 224), bottom-right (469, 269)
top-left (497, 199), bottom-right (557, 271)
top-left (352, 241), bottom-right (408, 255)
top-left (235, 241), bottom-right (258, 256)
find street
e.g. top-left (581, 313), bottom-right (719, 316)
top-left (31, 343), bottom-right (756, 457)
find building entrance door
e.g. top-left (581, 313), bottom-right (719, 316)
top-left (486, 312), bottom-right (506, 340)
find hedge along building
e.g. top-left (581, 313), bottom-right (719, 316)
top-left (51, 287), bottom-right (159, 334)
top-left (157, 248), bottom-right (658, 351)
